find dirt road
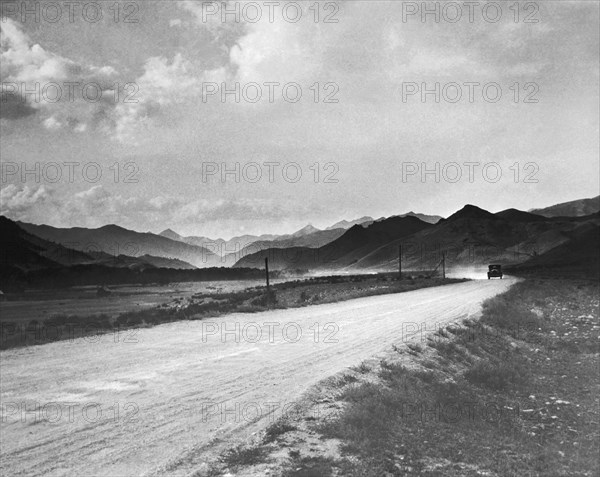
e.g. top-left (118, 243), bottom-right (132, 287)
top-left (0, 279), bottom-right (514, 476)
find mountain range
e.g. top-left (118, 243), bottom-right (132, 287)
top-left (1, 216), bottom-right (196, 274)
top-left (233, 204), bottom-right (599, 272)
top-left (2, 197), bottom-right (598, 284)
top-left (17, 222), bottom-right (217, 268)
top-left (159, 215), bottom-right (378, 258)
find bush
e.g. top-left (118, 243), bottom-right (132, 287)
top-left (87, 314), bottom-right (112, 329)
top-left (297, 290), bottom-right (310, 304)
top-left (464, 361), bottom-right (527, 391)
top-left (481, 294), bottom-right (542, 333)
top-left (251, 290), bottom-right (277, 307)
top-left (264, 419), bottom-right (297, 443)
top-left (221, 445), bottom-right (269, 468)
top-left (45, 314), bottom-right (70, 327)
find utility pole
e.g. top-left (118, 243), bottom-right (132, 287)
top-left (398, 244), bottom-right (402, 280)
top-left (265, 257), bottom-right (270, 293)
top-left (442, 252), bottom-right (446, 279)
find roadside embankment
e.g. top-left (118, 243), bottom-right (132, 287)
top-left (205, 278), bottom-right (599, 477)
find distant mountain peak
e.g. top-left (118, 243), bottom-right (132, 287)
top-left (446, 204), bottom-right (495, 221)
top-left (98, 224), bottom-right (127, 232)
top-left (159, 228), bottom-right (182, 240)
top-left (292, 224), bottom-right (321, 237)
top-left (495, 208), bottom-right (545, 222)
top-left (396, 211), bottom-right (443, 224)
top-left (326, 216), bottom-right (374, 230)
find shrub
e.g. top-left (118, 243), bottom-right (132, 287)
top-left (351, 362), bottom-right (371, 374)
top-left (464, 361), bottom-right (527, 391)
top-left (297, 290), bottom-right (310, 304)
top-left (221, 445), bottom-right (269, 468)
top-left (264, 419), bottom-right (297, 443)
top-left (45, 314), bottom-right (70, 327)
top-left (407, 343), bottom-right (422, 354)
top-left (251, 290), bottom-right (278, 307)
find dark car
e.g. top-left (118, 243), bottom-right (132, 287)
top-left (487, 264), bottom-right (503, 279)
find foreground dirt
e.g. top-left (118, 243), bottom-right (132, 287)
top-left (0, 279), bottom-right (513, 476)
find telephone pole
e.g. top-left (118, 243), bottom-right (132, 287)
top-left (442, 252), bottom-right (446, 279)
top-left (398, 244), bottom-right (402, 280)
top-left (265, 257), bottom-right (270, 293)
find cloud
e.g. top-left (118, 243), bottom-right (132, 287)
top-left (180, 0), bottom-right (246, 46)
top-left (0, 91), bottom-right (37, 119)
top-left (0, 183), bottom-right (313, 234)
top-left (0, 18), bottom-right (118, 132)
top-left (181, 1), bottom-right (324, 83)
top-left (0, 184), bottom-right (49, 216)
top-left (1, 6), bottom-right (329, 141)
top-left (73, 122), bottom-right (87, 133)
top-left (112, 53), bottom-right (227, 142)
top-left (43, 115), bottom-right (61, 130)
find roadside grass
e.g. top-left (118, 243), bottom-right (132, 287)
top-left (219, 445), bottom-right (271, 470)
top-left (1, 276), bottom-right (466, 350)
top-left (204, 278), bottom-right (599, 477)
top-left (310, 279), bottom-right (599, 476)
top-left (281, 456), bottom-right (351, 477)
top-left (264, 419), bottom-right (297, 443)
top-left (349, 361), bottom-right (371, 374)
top-left (464, 361), bottom-right (528, 391)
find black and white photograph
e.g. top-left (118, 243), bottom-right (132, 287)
top-left (1, 1), bottom-right (599, 475)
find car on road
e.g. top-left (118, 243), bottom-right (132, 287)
top-left (487, 264), bottom-right (503, 279)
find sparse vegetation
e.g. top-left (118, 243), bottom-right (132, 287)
top-left (1, 275), bottom-right (466, 350)
top-left (464, 361), bottom-right (528, 391)
top-left (264, 419), bottom-right (297, 443)
top-left (219, 445), bottom-right (270, 469)
top-left (350, 361), bottom-right (371, 374)
top-left (406, 342), bottom-right (423, 354)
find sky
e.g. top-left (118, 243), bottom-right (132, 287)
top-left (1, 0), bottom-right (598, 239)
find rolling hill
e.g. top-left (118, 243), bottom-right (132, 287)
top-left (1, 216), bottom-right (92, 271)
top-left (343, 207), bottom-right (599, 272)
top-left (396, 212), bottom-right (443, 224)
top-left (510, 223), bottom-right (600, 278)
top-left (19, 221), bottom-right (218, 268)
top-left (530, 195), bottom-right (600, 218)
top-left (232, 205), bottom-right (599, 273)
top-left (1, 216), bottom-right (196, 272)
top-left (161, 224), bottom-right (350, 266)
top-left (233, 215), bottom-right (433, 271)
top-left (158, 229), bottom-right (280, 257)
top-left (230, 227), bottom-right (348, 263)
top-left (326, 216), bottom-right (374, 230)
top-left (8, 196), bottom-right (599, 278)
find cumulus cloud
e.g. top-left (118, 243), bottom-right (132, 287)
top-left (1, 5), bottom-right (325, 141)
top-left (180, 1), bottom-right (324, 84)
top-left (0, 184), bottom-right (49, 216)
top-left (1, 18), bottom-right (118, 131)
top-left (2, 184), bottom-right (147, 226)
top-left (0, 183), bottom-right (309, 233)
top-left (112, 53), bottom-right (227, 142)
top-left (42, 115), bottom-right (61, 130)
